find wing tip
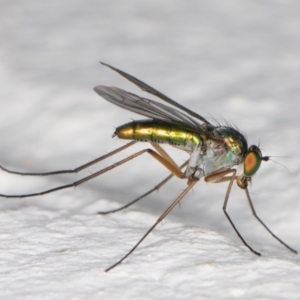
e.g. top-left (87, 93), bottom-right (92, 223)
top-left (93, 85), bottom-right (103, 94)
top-left (99, 61), bottom-right (115, 71)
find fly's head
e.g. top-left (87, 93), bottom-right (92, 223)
top-left (236, 145), bottom-right (269, 189)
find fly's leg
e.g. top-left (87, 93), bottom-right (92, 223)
top-left (205, 169), bottom-right (261, 256)
top-left (0, 146), bottom-right (185, 198)
top-left (98, 160), bottom-right (188, 215)
top-left (0, 141), bottom-right (137, 176)
top-left (105, 178), bottom-right (198, 272)
top-left (245, 188), bottom-right (297, 254)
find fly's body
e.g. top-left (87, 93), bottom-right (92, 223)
top-left (115, 119), bottom-right (247, 179)
top-left (115, 119), bottom-right (203, 150)
top-left (0, 62), bottom-right (296, 272)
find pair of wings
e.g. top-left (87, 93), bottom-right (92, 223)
top-left (94, 62), bottom-right (214, 137)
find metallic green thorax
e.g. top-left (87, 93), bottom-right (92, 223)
top-left (114, 120), bottom-right (202, 150)
top-left (214, 127), bottom-right (247, 156)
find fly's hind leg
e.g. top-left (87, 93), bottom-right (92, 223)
top-left (98, 160), bottom-right (189, 215)
top-left (97, 142), bottom-right (188, 215)
top-left (0, 143), bottom-right (186, 198)
top-left (0, 141), bottom-right (137, 176)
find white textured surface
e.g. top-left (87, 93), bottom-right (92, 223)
top-left (1, 1), bottom-right (300, 299)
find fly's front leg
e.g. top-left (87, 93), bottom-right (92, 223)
top-left (244, 188), bottom-right (297, 254)
top-left (205, 169), bottom-right (261, 256)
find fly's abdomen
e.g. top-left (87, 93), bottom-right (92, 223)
top-left (114, 120), bottom-right (201, 148)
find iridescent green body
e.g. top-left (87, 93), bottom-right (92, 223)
top-left (114, 119), bottom-right (248, 178)
top-left (114, 120), bottom-right (202, 150)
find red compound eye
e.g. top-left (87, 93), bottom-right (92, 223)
top-left (244, 147), bottom-right (262, 177)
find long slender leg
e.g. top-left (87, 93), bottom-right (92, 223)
top-left (0, 141), bottom-right (137, 176)
top-left (105, 178), bottom-right (198, 272)
top-left (245, 188), bottom-right (297, 254)
top-left (98, 160), bottom-right (189, 214)
top-left (205, 169), bottom-right (261, 256)
top-left (206, 170), bottom-right (297, 255)
top-left (0, 148), bottom-right (185, 198)
top-left (151, 143), bottom-right (180, 171)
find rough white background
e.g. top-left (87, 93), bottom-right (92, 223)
top-left (0, 1), bottom-right (300, 299)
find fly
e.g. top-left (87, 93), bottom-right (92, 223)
top-left (0, 62), bottom-right (297, 271)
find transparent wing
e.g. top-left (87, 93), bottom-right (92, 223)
top-left (99, 62), bottom-right (212, 125)
top-left (94, 86), bottom-right (202, 129)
